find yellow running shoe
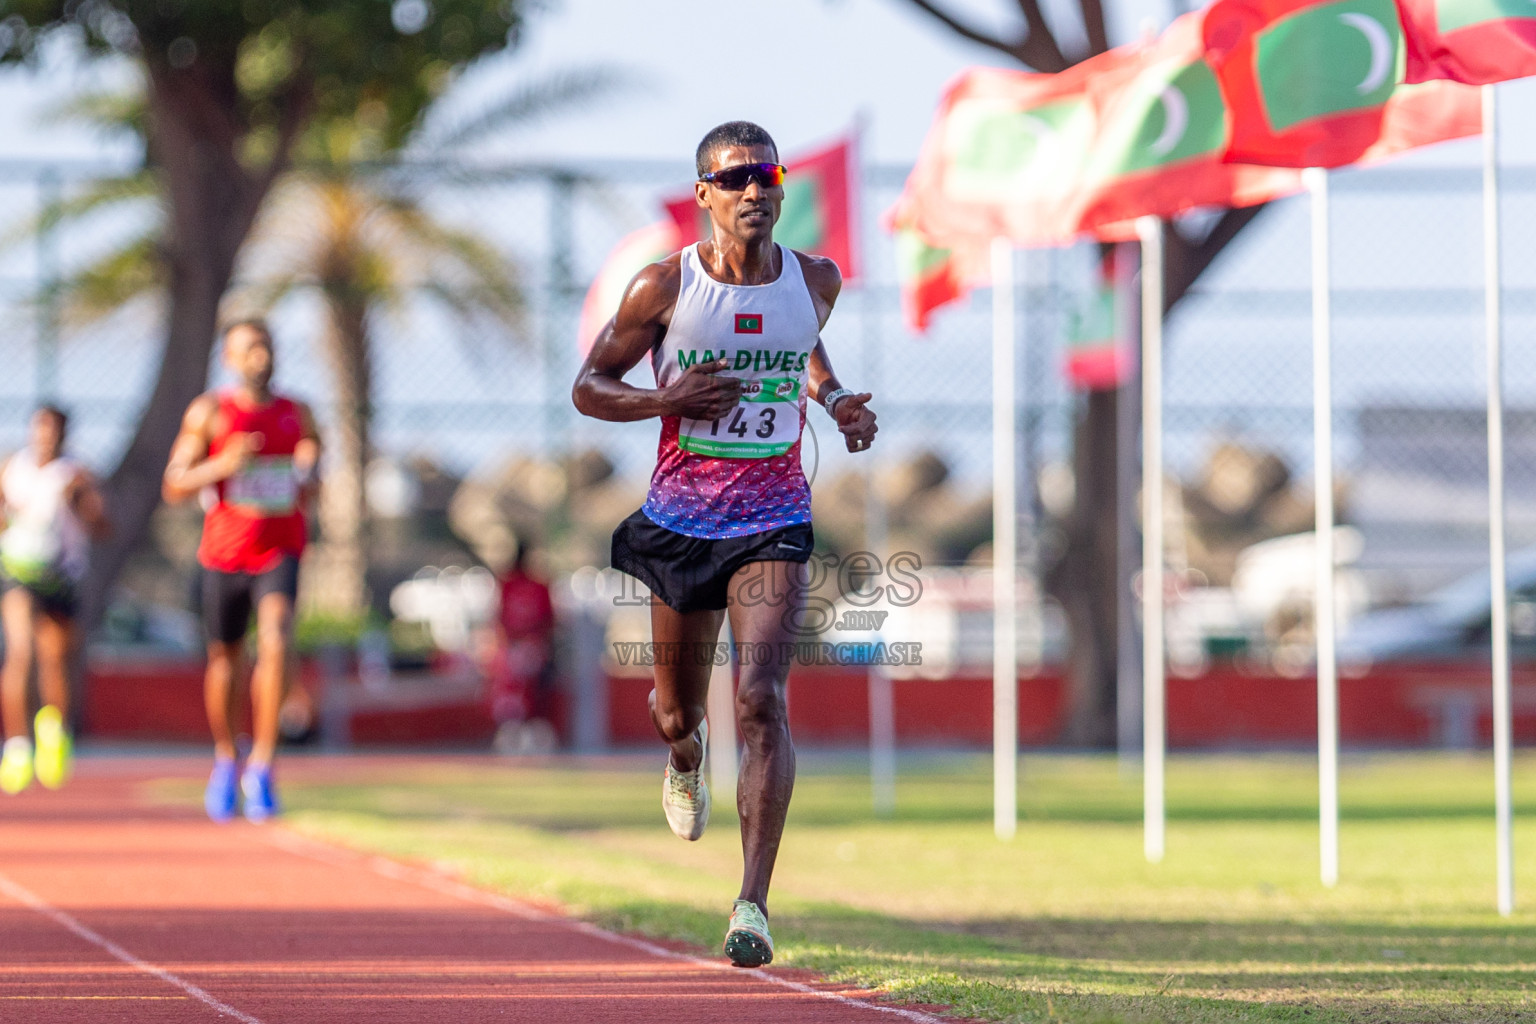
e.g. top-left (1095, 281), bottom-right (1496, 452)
top-left (33, 706), bottom-right (71, 790)
top-left (0, 736), bottom-right (33, 794)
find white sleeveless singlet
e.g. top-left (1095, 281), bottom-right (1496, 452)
top-left (1, 449), bottom-right (88, 584)
top-left (641, 243), bottom-right (821, 539)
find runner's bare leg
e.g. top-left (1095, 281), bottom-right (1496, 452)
top-left (204, 643), bottom-right (244, 761)
top-left (32, 613), bottom-right (73, 719)
top-left (1, 589), bottom-right (35, 740)
top-left (248, 591), bottom-right (293, 766)
top-left (726, 560), bottom-right (805, 915)
top-left (648, 602), bottom-right (724, 772)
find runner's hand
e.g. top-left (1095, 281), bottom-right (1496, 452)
top-left (293, 440), bottom-right (320, 500)
top-left (216, 432), bottom-right (263, 478)
top-left (665, 358), bottom-right (742, 420)
top-left (833, 392), bottom-right (877, 453)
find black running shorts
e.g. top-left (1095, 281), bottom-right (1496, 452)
top-left (201, 556), bottom-right (301, 645)
top-left (1, 573), bottom-right (78, 620)
top-left (611, 509), bottom-right (813, 614)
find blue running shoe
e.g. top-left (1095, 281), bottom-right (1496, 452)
top-left (241, 763), bottom-right (279, 822)
top-left (204, 757), bottom-right (238, 822)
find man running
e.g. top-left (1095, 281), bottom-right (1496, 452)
top-left (572, 121), bottom-right (877, 967)
top-left (0, 405), bottom-right (109, 794)
top-left (163, 320), bottom-right (320, 823)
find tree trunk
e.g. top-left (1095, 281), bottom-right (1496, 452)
top-left (1052, 387), bottom-right (1121, 746)
top-left (1052, 209), bottom-right (1269, 746)
top-left (305, 296), bottom-right (371, 617)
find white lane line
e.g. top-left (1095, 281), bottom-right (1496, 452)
top-left (0, 870), bottom-right (267, 1024)
top-left (265, 829), bottom-right (952, 1023)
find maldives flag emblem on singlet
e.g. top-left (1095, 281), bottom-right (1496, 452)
top-left (735, 313), bottom-right (763, 334)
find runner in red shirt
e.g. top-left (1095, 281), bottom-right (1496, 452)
top-left (162, 321), bottom-right (320, 822)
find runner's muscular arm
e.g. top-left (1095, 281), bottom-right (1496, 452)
top-left (67, 470), bottom-right (110, 539)
top-left (798, 251), bottom-right (849, 406)
top-left (796, 252), bottom-right (878, 453)
top-left (292, 401), bottom-right (322, 502)
top-left (161, 394), bottom-right (257, 504)
top-left (571, 258), bottom-right (741, 423)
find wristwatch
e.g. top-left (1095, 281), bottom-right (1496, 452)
top-left (823, 387), bottom-right (855, 416)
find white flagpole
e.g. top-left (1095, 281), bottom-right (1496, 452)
top-left (868, 478), bottom-right (897, 817)
top-left (855, 111), bottom-right (897, 819)
top-left (1137, 216), bottom-right (1166, 864)
top-left (1483, 83), bottom-right (1515, 917)
top-left (992, 237), bottom-right (1018, 842)
top-left (1305, 166), bottom-right (1340, 889)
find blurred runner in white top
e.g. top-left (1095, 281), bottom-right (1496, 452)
top-left (0, 406), bottom-right (109, 794)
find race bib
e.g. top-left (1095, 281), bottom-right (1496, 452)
top-left (678, 376), bottom-right (802, 458)
top-left (227, 456), bottom-right (299, 514)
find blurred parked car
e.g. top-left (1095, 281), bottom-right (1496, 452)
top-left (89, 595), bottom-right (202, 660)
top-left (1338, 548), bottom-right (1536, 668)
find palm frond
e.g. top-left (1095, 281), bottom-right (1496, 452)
top-left (411, 280), bottom-right (512, 372)
top-left (383, 200), bottom-right (526, 328)
top-left (0, 172), bottom-right (160, 253)
top-left (42, 84), bottom-right (149, 139)
top-left (58, 233), bottom-right (164, 324)
top-left (415, 66), bottom-right (634, 152)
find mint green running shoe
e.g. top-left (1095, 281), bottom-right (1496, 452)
top-left (723, 899), bottom-right (774, 967)
top-left (662, 718), bottom-right (709, 841)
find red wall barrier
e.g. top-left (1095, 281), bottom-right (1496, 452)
top-left (606, 662), bottom-right (1536, 748)
top-left (82, 657), bottom-right (497, 746)
top-left (84, 658), bottom-right (218, 740)
top-left (82, 657), bottom-right (1536, 748)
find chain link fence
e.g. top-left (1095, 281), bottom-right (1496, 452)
top-left (0, 158), bottom-right (1530, 621)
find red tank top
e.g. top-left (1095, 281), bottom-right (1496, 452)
top-left (196, 390), bottom-right (308, 574)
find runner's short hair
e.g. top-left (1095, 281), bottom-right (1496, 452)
top-left (696, 121), bottom-right (779, 177)
top-left (221, 318), bottom-right (273, 345)
top-left (34, 403), bottom-right (67, 434)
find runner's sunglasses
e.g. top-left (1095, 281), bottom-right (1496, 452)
top-left (699, 162), bottom-right (786, 191)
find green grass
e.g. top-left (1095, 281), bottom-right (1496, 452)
top-left (187, 752), bottom-right (1536, 1022)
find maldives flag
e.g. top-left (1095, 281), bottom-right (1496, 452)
top-left (1073, 11), bottom-right (1305, 234)
top-left (1397, 0), bottom-right (1536, 84)
top-left (1203, 0), bottom-right (1482, 167)
top-left (895, 64), bottom-right (1098, 249)
top-left (887, 215), bottom-right (991, 333)
top-left (1064, 247), bottom-right (1135, 390)
top-left (665, 137), bottom-right (859, 282)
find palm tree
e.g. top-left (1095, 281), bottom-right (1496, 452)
top-left (233, 168), bottom-right (527, 614)
top-left (16, 67), bottom-right (624, 616)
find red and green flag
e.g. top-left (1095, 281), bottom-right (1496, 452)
top-left (577, 220), bottom-right (681, 354)
top-left (665, 136), bottom-right (860, 282)
top-left (886, 209), bottom-right (991, 333)
top-left (894, 65), bottom-right (1098, 249)
top-left (893, 226), bottom-right (966, 333)
top-left (1074, 10), bottom-right (1305, 234)
top-left (1203, 0), bottom-right (1482, 166)
top-left (1397, 0), bottom-right (1536, 84)
top-left (1064, 246), bottom-right (1136, 390)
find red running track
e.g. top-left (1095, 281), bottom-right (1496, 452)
top-left (0, 756), bottom-right (962, 1023)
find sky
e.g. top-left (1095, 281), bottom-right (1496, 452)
top-left (2, 0), bottom-right (1535, 168)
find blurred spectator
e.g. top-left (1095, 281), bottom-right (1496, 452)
top-left (488, 546), bottom-right (556, 748)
